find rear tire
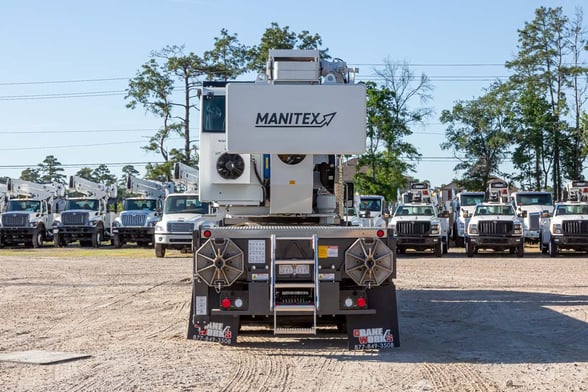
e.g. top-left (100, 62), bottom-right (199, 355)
top-left (155, 244), bottom-right (166, 258)
top-left (112, 234), bottom-right (122, 248)
top-left (466, 239), bottom-right (474, 258)
top-left (548, 239), bottom-right (558, 257)
top-left (516, 243), bottom-right (524, 258)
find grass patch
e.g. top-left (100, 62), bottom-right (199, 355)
top-left (0, 246), bottom-right (157, 258)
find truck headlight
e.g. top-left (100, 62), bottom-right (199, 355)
top-left (552, 223), bottom-right (562, 234)
top-left (513, 222), bottom-right (523, 235)
top-left (113, 221), bottom-right (121, 228)
top-left (154, 224), bottom-right (164, 233)
top-left (469, 224), bottom-right (478, 235)
top-left (431, 222), bottom-right (440, 235)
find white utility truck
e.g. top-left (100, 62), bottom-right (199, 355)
top-left (53, 176), bottom-right (117, 247)
top-left (112, 176), bottom-right (173, 248)
top-left (389, 182), bottom-right (448, 256)
top-left (465, 180), bottom-right (524, 257)
top-left (153, 162), bottom-right (212, 258)
top-left (188, 49), bottom-right (399, 350)
top-left (450, 191), bottom-right (485, 247)
top-left (510, 191), bottom-right (553, 243)
top-left (0, 179), bottom-right (65, 248)
top-left (347, 194), bottom-right (388, 227)
top-left (539, 180), bottom-right (588, 257)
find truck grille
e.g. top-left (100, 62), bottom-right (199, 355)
top-left (167, 222), bottom-right (193, 233)
top-left (1, 214), bottom-right (28, 227)
top-left (121, 214), bottom-right (147, 226)
top-left (562, 220), bottom-right (588, 235)
top-left (396, 221), bottom-right (430, 236)
top-left (61, 212), bottom-right (89, 226)
top-left (479, 221), bottom-right (513, 235)
top-left (528, 213), bottom-right (540, 231)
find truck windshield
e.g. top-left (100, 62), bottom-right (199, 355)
top-left (124, 199), bottom-right (157, 211)
top-left (7, 200), bottom-right (40, 212)
top-left (475, 205), bottom-right (515, 215)
top-left (461, 194), bottom-right (485, 206)
top-left (65, 199), bottom-right (99, 211)
top-left (556, 204), bottom-right (588, 215)
top-left (515, 193), bottom-right (552, 206)
top-left (394, 205), bottom-right (435, 216)
top-left (164, 196), bottom-right (209, 214)
top-left (359, 198), bottom-right (382, 212)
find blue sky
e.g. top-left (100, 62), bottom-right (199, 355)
top-left (0, 0), bottom-right (585, 187)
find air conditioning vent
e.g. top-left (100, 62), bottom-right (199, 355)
top-left (216, 153), bottom-right (245, 180)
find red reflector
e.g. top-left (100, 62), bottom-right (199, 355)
top-left (502, 189), bottom-right (508, 194)
top-left (356, 297), bottom-right (367, 308)
top-left (203, 230), bottom-right (211, 238)
top-left (583, 188), bottom-right (588, 193)
top-left (221, 298), bottom-right (231, 309)
top-left (376, 229), bottom-right (385, 237)
top-left (423, 190), bottom-right (428, 195)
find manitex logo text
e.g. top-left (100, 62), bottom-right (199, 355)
top-left (255, 112), bottom-right (336, 128)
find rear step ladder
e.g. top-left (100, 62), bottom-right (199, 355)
top-left (270, 234), bottom-right (319, 335)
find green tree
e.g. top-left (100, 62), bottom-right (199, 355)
top-left (37, 155), bottom-right (66, 184)
top-left (203, 28), bottom-right (249, 81)
top-left (354, 60), bottom-right (430, 201)
top-left (247, 22), bottom-right (329, 73)
top-left (75, 167), bottom-right (95, 181)
top-left (20, 167), bottom-right (41, 182)
top-left (440, 83), bottom-right (513, 191)
top-left (509, 83), bottom-right (554, 190)
top-left (506, 6), bottom-right (588, 198)
top-left (126, 45), bottom-right (203, 179)
top-left (92, 164), bottom-right (117, 186)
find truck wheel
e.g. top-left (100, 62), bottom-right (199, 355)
top-left (112, 235), bottom-right (122, 248)
top-left (466, 240), bottom-right (474, 258)
top-left (92, 231), bottom-right (102, 248)
top-left (455, 237), bottom-right (464, 248)
top-left (32, 228), bottom-right (44, 249)
top-left (548, 239), bottom-right (558, 257)
top-left (516, 243), bottom-right (524, 258)
top-left (155, 244), bottom-right (166, 258)
top-left (434, 242), bottom-right (443, 257)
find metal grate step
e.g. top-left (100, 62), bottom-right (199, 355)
top-left (274, 304), bottom-right (316, 312)
top-left (274, 282), bottom-right (315, 289)
top-left (274, 327), bottom-right (316, 335)
top-left (274, 259), bottom-right (315, 265)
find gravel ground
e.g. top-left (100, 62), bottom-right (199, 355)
top-left (0, 246), bottom-right (587, 391)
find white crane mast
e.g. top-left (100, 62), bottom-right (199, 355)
top-left (69, 176), bottom-right (117, 199)
top-left (173, 162), bottom-right (199, 192)
top-left (7, 178), bottom-right (65, 200)
top-left (126, 176), bottom-right (172, 199)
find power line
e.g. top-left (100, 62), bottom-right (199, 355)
top-left (0, 128), bottom-right (155, 135)
top-left (0, 77), bottom-right (130, 86)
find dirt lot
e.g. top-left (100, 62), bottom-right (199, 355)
top-left (0, 246), bottom-right (587, 391)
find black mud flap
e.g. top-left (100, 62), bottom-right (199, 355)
top-left (187, 316), bottom-right (239, 345)
top-left (346, 283), bottom-right (400, 350)
top-left (187, 284), bottom-right (239, 345)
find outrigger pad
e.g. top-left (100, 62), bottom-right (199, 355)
top-left (346, 284), bottom-right (400, 350)
top-left (188, 315), bottom-right (239, 345)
